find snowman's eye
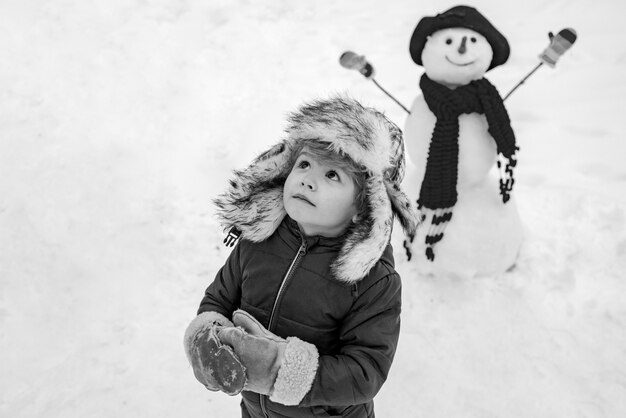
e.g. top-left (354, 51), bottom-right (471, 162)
top-left (445, 38), bottom-right (452, 45)
top-left (470, 37), bottom-right (477, 43)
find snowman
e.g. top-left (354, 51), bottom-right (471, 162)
top-left (403, 5), bottom-right (523, 278)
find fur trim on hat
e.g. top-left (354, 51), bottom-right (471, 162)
top-left (214, 96), bottom-right (420, 283)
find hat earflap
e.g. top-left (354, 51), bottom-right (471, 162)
top-left (214, 141), bottom-right (293, 242)
top-left (331, 176), bottom-right (393, 283)
top-left (385, 179), bottom-right (420, 235)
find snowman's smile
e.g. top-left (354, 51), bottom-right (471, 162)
top-left (445, 56), bottom-right (475, 67)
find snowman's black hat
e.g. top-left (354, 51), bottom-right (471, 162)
top-left (409, 5), bottom-right (510, 71)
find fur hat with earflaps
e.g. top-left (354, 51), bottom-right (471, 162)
top-left (214, 96), bottom-right (420, 283)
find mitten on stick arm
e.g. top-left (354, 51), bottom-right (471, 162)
top-left (218, 310), bottom-right (319, 405)
top-left (184, 311), bottom-right (246, 395)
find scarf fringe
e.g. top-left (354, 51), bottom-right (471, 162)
top-left (422, 207), bottom-right (453, 261)
top-left (497, 152), bottom-right (518, 203)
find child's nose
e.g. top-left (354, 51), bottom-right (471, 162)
top-left (301, 175), bottom-right (316, 190)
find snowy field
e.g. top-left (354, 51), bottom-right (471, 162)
top-left (1, 0), bottom-right (625, 417)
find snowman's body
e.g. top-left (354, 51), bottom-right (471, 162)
top-left (404, 95), bottom-right (523, 278)
top-left (404, 25), bottom-right (523, 277)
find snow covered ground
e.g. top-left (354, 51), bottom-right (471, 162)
top-left (1, 0), bottom-right (625, 417)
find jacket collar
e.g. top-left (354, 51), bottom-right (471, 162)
top-left (279, 216), bottom-right (345, 252)
top-left (276, 216), bottom-right (394, 282)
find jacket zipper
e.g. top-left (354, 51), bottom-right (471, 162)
top-left (260, 239), bottom-right (307, 418)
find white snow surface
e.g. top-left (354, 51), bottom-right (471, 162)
top-left (1, 0), bottom-right (625, 417)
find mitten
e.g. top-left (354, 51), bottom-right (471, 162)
top-left (218, 310), bottom-right (319, 405)
top-left (184, 311), bottom-right (247, 395)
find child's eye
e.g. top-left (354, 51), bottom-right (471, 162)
top-left (297, 160), bottom-right (310, 169)
top-left (326, 170), bottom-right (340, 181)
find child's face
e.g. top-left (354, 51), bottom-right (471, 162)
top-left (283, 151), bottom-right (358, 237)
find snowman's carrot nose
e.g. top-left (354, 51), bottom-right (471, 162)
top-left (458, 36), bottom-right (467, 54)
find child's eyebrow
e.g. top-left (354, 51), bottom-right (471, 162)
top-left (298, 151), bottom-right (314, 158)
top-left (297, 150), bottom-right (347, 172)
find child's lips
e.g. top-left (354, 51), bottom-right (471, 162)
top-left (292, 194), bottom-right (315, 206)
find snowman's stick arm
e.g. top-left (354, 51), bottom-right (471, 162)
top-left (503, 62), bottom-right (543, 101)
top-left (503, 28), bottom-right (577, 101)
top-left (372, 78), bottom-right (411, 114)
top-left (339, 51), bottom-right (411, 114)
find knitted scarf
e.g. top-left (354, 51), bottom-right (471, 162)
top-left (418, 74), bottom-right (518, 261)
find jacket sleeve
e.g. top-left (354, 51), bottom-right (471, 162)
top-left (197, 241), bottom-right (244, 318)
top-left (299, 271), bottom-right (402, 407)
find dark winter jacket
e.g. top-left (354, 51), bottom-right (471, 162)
top-left (198, 217), bottom-right (402, 418)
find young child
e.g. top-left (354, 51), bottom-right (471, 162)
top-left (184, 96), bottom-right (419, 418)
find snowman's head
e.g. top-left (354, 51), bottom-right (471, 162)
top-left (421, 27), bottom-right (492, 88)
top-left (409, 6), bottom-right (510, 84)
